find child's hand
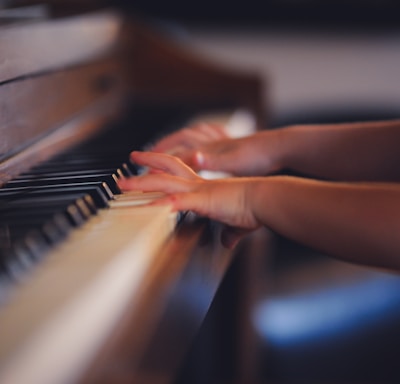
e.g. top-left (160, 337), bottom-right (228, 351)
top-left (150, 122), bottom-right (228, 155)
top-left (151, 123), bottom-right (284, 177)
top-left (119, 151), bottom-right (262, 248)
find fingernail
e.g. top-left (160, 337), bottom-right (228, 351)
top-left (195, 151), bottom-right (205, 167)
top-left (130, 151), bottom-right (142, 160)
top-left (118, 179), bottom-right (132, 190)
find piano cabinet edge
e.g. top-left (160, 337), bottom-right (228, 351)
top-left (78, 220), bottom-right (270, 384)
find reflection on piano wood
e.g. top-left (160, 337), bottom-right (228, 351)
top-left (0, 2), bottom-right (265, 384)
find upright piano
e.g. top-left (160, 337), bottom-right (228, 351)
top-left (0, 2), bottom-right (266, 383)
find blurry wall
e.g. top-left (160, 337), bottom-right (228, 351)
top-left (180, 27), bottom-right (400, 126)
top-left (120, 1), bottom-right (400, 27)
top-left (121, 0), bottom-right (400, 126)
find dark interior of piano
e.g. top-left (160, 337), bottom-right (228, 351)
top-left (1, 1), bottom-right (400, 383)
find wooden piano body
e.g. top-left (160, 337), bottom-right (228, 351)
top-left (0, 2), bottom-right (266, 383)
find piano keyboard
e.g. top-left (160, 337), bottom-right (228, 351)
top-left (0, 104), bottom-right (178, 292)
top-left (0, 150), bottom-right (132, 291)
top-left (0, 118), bottom-right (179, 384)
top-left (0, 194), bottom-right (176, 384)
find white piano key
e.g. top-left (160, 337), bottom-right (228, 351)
top-left (0, 192), bottom-right (176, 384)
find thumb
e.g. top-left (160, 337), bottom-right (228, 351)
top-left (193, 150), bottom-right (225, 171)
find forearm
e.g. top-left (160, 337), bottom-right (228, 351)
top-left (275, 120), bottom-right (400, 181)
top-left (252, 176), bottom-right (400, 270)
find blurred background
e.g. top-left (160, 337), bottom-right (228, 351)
top-left (120, 1), bottom-right (400, 383)
top-left (122, 0), bottom-right (400, 127)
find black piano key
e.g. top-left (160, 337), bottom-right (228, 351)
top-left (0, 187), bottom-right (110, 209)
top-left (80, 195), bottom-right (98, 215)
top-left (0, 198), bottom-right (91, 222)
top-left (0, 231), bottom-right (49, 281)
top-left (0, 194), bottom-right (95, 253)
top-left (40, 214), bottom-right (72, 244)
top-left (1, 214), bottom-right (70, 245)
top-left (1, 251), bottom-right (27, 281)
top-left (10, 243), bottom-right (34, 272)
top-left (0, 194), bottom-right (94, 208)
top-left (24, 231), bottom-right (50, 256)
top-left (5, 204), bottom-right (86, 227)
top-left (65, 204), bottom-right (86, 227)
top-left (0, 182), bottom-right (115, 206)
top-left (0, 194), bottom-right (97, 215)
top-left (4, 174), bottom-right (121, 195)
top-left (30, 160), bottom-right (129, 172)
top-left (29, 154), bottom-right (138, 174)
top-left (19, 168), bottom-right (124, 179)
top-left (0, 201), bottom-right (99, 276)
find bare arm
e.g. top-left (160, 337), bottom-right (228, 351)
top-left (278, 119), bottom-right (400, 181)
top-left (252, 176), bottom-right (400, 270)
top-left (151, 119), bottom-right (400, 181)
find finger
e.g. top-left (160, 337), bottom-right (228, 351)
top-left (148, 168), bottom-right (166, 174)
top-left (130, 151), bottom-right (199, 179)
top-left (145, 191), bottom-right (208, 216)
top-left (158, 190), bottom-right (238, 224)
top-left (150, 131), bottom-right (188, 153)
top-left (118, 173), bottom-right (193, 194)
top-left (192, 150), bottom-right (223, 171)
top-left (177, 128), bottom-right (216, 147)
top-left (193, 143), bottom-right (239, 173)
top-left (150, 127), bottom-right (211, 153)
top-left (195, 123), bottom-right (228, 140)
top-left (162, 194), bottom-right (254, 245)
top-left (165, 148), bottom-right (201, 170)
